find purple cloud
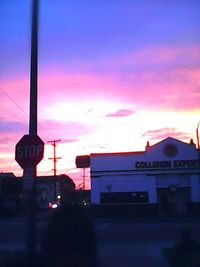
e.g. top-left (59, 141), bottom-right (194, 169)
top-left (0, 120), bottom-right (26, 133)
top-left (106, 109), bottom-right (134, 118)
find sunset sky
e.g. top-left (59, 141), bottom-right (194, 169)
top-left (0, 0), bottom-right (200, 188)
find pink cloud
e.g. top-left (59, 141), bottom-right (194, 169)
top-left (37, 45), bottom-right (200, 111)
top-left (1, 45), bottom-right (199, 124)
top-left (0, 78), bottom-right (29, 100)
top-left (38, 72), bottom-right (121, 104)
top-left (39, 120), bottom-right (95, 142)
top-left (118, 46), bottom-right (200, 68)
top-left (143, 128), bottom-right (190, 141)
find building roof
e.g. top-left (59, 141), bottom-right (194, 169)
top-left (36, 174), bottom-right (75, 186)
top-left (90, 137), bottom-right (197, 157)
top-left (148, 136), bottom-right (195, 148)
top-left (0, 172), bottom-right (16, 178)
top-left (90, 151), bottom-right (144, 157)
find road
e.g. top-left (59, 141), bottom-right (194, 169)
top-left (0, 212), bottom-right (200, 267)
top-left (95, 219), bottom-right (200, 267)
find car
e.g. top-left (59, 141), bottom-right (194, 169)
top-left (48, 201), bottom-right (60, 210)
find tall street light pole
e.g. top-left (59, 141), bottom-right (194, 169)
top-left (15, 1), bottom-right (44, 266)
top-left (29, 0), bottom-right (38, 136)
top-left (25, 1), bottom-right (39, 266)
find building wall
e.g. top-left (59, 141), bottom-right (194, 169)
top-left (190, 174), bottom-right (200, 202)
top-left (91, 174), bottom-right (157, 204)
top-left (90, 137), bottom-right (200, 208)
top-left (155, 173), bottom-right (190, 188)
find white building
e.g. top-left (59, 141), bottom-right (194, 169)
top-left (90, 137), bottom-right (200, 215)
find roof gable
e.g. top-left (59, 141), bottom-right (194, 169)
top-left (145, 137), bottom-right (197, 159)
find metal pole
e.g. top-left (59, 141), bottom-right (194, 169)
top-left (29, 0), bottom-right (38, 135)
top-left (196, 122), bottom-right (200, 150)
top-left (48, 140), bottom-right (62, 176)
top-left (83, 168), bottom-right (85, 190)
top-left (48, 139), bottom-right (61, 200)
top-left (25, 1), bottom-right (39, 266)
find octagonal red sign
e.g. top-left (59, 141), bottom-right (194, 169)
top-left (15, 134), bottom-right (44, 169)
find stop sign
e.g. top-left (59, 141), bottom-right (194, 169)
top-left (15, 134), bottom-right (44, 169)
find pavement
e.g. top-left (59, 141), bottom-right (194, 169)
top-left (0, 212), bottom-right (200, 267)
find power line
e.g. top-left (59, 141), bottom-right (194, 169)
top-left (0, 87), bottom-right (28, 130)
top-left (0, 105), bottom-right (28, 131)
top-left (0, 87), bottom-right (46, 132)
top-left (0, 87), bottom-right (28, 117)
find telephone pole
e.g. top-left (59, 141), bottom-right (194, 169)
top-left (48, 139), bottom-right (62, 176)
top-left (196, 121), bottom-right (200, 150)
top-left (48, 139), bottom-right (61, 201)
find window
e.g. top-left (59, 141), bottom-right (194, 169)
top-left (100, 192), bottom-right (148, 204)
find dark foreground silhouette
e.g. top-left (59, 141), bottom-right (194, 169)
top-left (39, 205), bottom-right (98, 267)
top-left (164, 228), bottom-right (200, 267)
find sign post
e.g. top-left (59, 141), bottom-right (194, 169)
top-left (15, 1), bottom-right (41, 266)
top-left (75, 155), bottom-right (90, 190)
top-left (15, 133), bottom-right (44, 267)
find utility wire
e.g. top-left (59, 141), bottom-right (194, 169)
top-left (0, 87), bottom-right (45, 132)
top-left (0, 87), bottom-right (28, 117)
top-left (0, 105), bottom-right (28, 131)
top-left (0, 87), bottom-right (28, 130)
